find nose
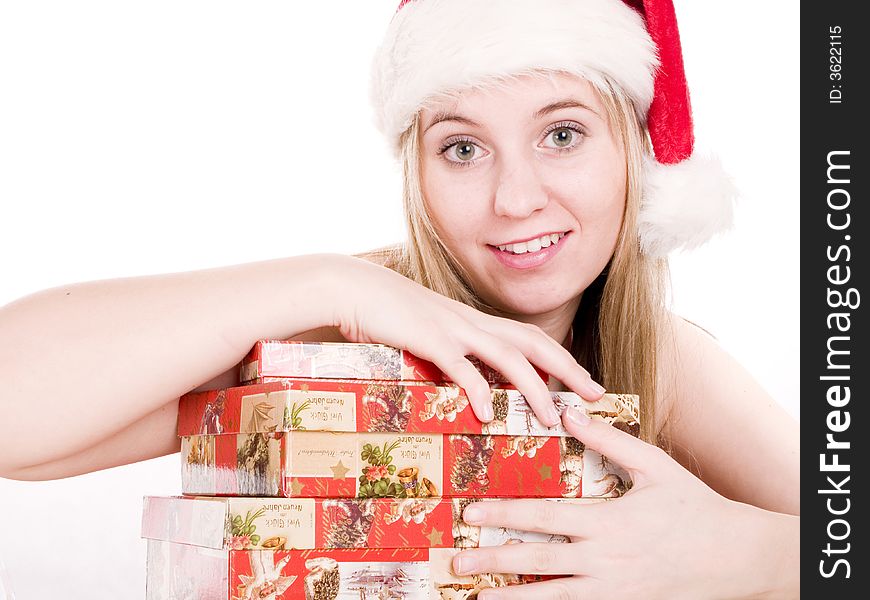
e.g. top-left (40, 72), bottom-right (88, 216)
top-left (493, 155), bottom-right (549, 218)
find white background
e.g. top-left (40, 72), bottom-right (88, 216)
top-left (0, 1), bottom-right (798, 597)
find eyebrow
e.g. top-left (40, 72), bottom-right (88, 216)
top-left (533, 99), bottom-right (599, 120)
top-left (423, 98), bottom-right (599, 134)
top-left (423, 113), bottom-right (481, 134)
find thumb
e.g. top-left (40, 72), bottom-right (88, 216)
top-left (562, 407), bottom-right (672, 480)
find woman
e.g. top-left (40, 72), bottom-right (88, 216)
top-left (367, 1), bottom-right (798, 596)
top-left (0, 0), bottom-right (798, 597)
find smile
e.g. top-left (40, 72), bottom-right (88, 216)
top-left (487, 231), bottom-right (571, 270)
top-left (494, 232), bottom-right (568, 255)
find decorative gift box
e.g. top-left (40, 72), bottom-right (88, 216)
top-left (178, 378), bottom-right (640, 438)
top-left (142, 495), bottom-right (605, 551)
top-left (144, 541), bottom-right (563, 600)
top-left (180, 428), bottom-right (632, 499)
top-left (240, 340), bottom-right (551, 386)
top-left (179, 378), bottom-right (638, 498)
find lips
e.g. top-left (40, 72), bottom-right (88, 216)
top-left (487, 231), bottom-right (571, 270)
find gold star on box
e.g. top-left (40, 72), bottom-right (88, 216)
top-left (330, 460), bottom-right (350, 480)
top-left (425, 528), bottom-right (444, 547)
top-left (537, 464), bottom-right (553, 481)
top-left (289, 478), bottom-right (305, 496)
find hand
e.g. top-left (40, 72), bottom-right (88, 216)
top-left (329, 255), bottom-right (604, 426)
top-left (451, 407), bottom-right (786, 599)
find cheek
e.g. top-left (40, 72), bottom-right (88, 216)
top-left (592, 171), bottom-right (627, 229)
top-left (422, 167), bottom-right (490, 244)
top-left (557, 161), bottom-right (626, 230)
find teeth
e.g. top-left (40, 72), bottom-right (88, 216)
top-left (497, 232), bottom-right (566, 254)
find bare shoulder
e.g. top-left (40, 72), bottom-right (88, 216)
top-left (656, 311), bottom-right (799, 513)
top-left (656, 310), bottom-right (728, 382)
top-left (661, 312), bottom-right (761, 418)
top-left (657, 313), bottom-right (742, 441)
top-left (351, 244), bottom-right (402, 269)
top-left (652, 311), bottom-right (691, 436)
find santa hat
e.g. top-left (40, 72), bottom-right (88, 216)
top-left (370, 0), bottom-right (736, 257)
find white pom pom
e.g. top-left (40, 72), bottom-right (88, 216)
top-left (638, 154), bottom-right (738, 257)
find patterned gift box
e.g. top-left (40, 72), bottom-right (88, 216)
top-left (180, 428), bottom-right (632, 499)
top-left (179, 379), bottom-right (639, 438)
top-left (144, 541), bottom-right (564, 600)
top-left (240, 340), bottom-right (551, 386)
top-left (142, 495), bottom-right (606, 551)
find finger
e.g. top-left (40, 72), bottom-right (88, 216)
top-left (452, 543), bottom-right (590, 577)
top-left (481, 319), bottom-right (605, 401)
top-left (402, 319), bottom-right (495, 421)
top-left (477, 576), bottom-right (597, 600)
top-left (459, 328), bottom-right (559, 427)
top-left (562, 407), bottom-right (675, 479)
top-left (461, 499), bottom-right (604, 539)
top-left (429, 353), bottom-right (494, 421)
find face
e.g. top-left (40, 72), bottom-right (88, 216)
top-left (419, 72), bottom-right (626, 323)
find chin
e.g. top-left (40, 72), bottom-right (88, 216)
top-left (483, 286), bottom-right (580, 317)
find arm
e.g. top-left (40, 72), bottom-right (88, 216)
top-left (1, 251), bottom-right (603, 481)
top-left (3, 399), bottom-right (181, 481)
top-left (0, 253), bottom-right (344, 478)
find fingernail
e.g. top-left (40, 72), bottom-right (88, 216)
top-left (589, 380), bottom-right (606, 396)
top-left (480, 402), bottom-right (493, 422)
top-left (546, 406), bottom-right (561, 426)
top-left (564, 406), bottom-right (591, 425)
top-left (453, 554), bottom-right (477, 575)
top-left (463, 505), bottom-right (484, 524)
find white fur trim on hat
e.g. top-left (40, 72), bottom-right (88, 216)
top-left (370, 0), bottom-right (658, 149)
top-left (638, 154), bottom-right (738, 257)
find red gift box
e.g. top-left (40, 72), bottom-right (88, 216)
top-left (144, 541), bottom-right (563, 599)
top-left (180, 428), bottom-right (632, 499)
top-left (178, 379), bottom-right (640, 438)
top-left (142, 495), bottom-right (606, 551)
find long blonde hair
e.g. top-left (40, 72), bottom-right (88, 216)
top-left (356, 72), bottom-right (673, 447)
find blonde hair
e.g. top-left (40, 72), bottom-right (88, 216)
top-left (356, 71), bottom-right (673, 448)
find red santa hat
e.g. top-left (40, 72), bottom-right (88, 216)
top-left (370, 0), bottom-right (736, 257)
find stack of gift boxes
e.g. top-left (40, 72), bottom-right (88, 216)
top-left (141, 340), bottom-right (640, 599)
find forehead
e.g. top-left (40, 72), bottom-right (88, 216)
top-left (419, 71), bottom-right (603, 126)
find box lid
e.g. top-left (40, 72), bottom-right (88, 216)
top-left (240, 340), bottom-right (550, 385)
